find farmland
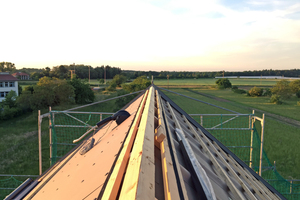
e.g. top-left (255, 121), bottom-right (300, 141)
top-left (154, 79), bottom-right (300, 180)
top-left (154, 78), bottom-right (283, 86)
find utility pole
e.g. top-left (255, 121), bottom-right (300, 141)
top-left (69, 70), bottom-right (75, 79)
top-left (104, 66), bottom-right (106, 84)
top-left (223, 70), bottom-right (225, 78)
top-left (89, 66), bottom-right (90, 84)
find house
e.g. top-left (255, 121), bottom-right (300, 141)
top-left (11, 72), bottom-right (30, 80)
top-left (0, 72), bottom-right (19, 102)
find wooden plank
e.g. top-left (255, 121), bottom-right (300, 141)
top-left (119, 86), bottom-right (155, 200)
top-left (101, 91), bottom-right (148, 200)
top-left (156, 91), bottom-right (180, 200)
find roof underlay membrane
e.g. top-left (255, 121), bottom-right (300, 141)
top-left (6, 85), bottom-right (286, 200)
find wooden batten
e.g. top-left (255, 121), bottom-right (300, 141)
top-left (101, 90), bottom-right (149, 200)
top-left (156, 91), bottom-right (180, 200)
top-left (119, 86), bottom-right (155, 200)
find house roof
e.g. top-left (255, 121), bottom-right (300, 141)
top-left (0, 74), bottom-right (19, 81)
top-left (6, 85), bottom-right (286, 200)
top-left (11, 72), bottom-right (29, 76)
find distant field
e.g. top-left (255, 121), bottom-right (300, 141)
top-left (195, 88), bottom-right (300, 121)
top-left (161, 88), bottom-right (300, 180)
top-left (154, 78), bottom-right (282, 86)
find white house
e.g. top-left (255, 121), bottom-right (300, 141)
top-left (0, 72), bottom-right (19, 102)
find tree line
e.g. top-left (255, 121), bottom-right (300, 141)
top-left (2, 62), bottom-right (300, 80)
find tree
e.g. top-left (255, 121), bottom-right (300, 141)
top-left (68, 77), bottom-right (95, 104)
top-left (111, 74), bottom-right (127, 87)
top-left (290, 80), bottom-right (300, 93)
top-left (2, 90), bottom-right (17, 108)
top-left (216, 78), bottom-right (232, 89)
top-left (271, 80), bottom-right (292, 99)
top-left (0, 62), bottom-right (16, 72)
top-left (248, 87), bottom-right (263, 97)
top-left (122, 76), bottom-right (151, 92)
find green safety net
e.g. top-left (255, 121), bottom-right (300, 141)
top-left (0, 176), bottom-right (23, 199)
top-left (50, 111), bottom-right (113, 165)
top-left (48, 112), bottom-right (300, 199)
top-left (191, 114), bottom-right (300, 200)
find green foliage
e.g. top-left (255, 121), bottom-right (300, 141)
top-left (231, 86), bottom-right (246, 94)
top-left (111, 74), bottom-right (127, 87)
top-left (16, 77), bottom-right (76, 110)
top-left (18, 84), bottom-right (22, 95)
top-left (106, 82), bottom-right (117, 92)
top-left (231, 86), bottom-right (238, 90)
top-left (270, 94), bottom-right (282, 105)
top-left (248, 86), bottom-right (263, 97)
top-left (24, 85), bottom-right (34, 94)
top-left (0, 62), bottom-right (16, 72)
top-left (2, 91), bottom-right (17, 108)
top-left (271, 80), bottom-right (292, 99)
top-left (296, 91), bottom-right (300, 98)
top-left (297, 101), bottom-right (300, 106)
top-left (216, 78), bottom-right (232, 89)
top-left (69, 78), bottom-right (95, 104)
top-left (289, 80), bottom-right (300, 93)
top-left (122, 76), bottom-right (151, 92)
top-left (99, 79), bottom-right (104, 84)
top-left (263, 88), bottom-right (272, 97)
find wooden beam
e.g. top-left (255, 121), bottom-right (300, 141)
top-left (119, 86), bottom-right (155, 200)
top-left (156, 91), bottom-right (180, 200)
top-left (101, 91), bottom-right (149, 200)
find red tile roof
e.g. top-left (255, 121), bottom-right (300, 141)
top-left (12, 72), bottom-right (29, 76)
top-left (0, 74), bottom-right (19, 81)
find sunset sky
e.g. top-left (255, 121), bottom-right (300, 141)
top-left (1, 0), bottom-right (300, 71)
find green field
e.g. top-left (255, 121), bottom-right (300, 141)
top-left (160, 88), bottom-right (300, 179)
top-left (154, 78), bottom-right (282, 86)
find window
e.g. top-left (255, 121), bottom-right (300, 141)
top-left (0, 82), bottom-right (3, 87)
top-left (9, 82), bottom-right (14, 87)
top-left (5, 82), bottom-right (8, 87)
top-left (0, 92), bottom-right (4, 97)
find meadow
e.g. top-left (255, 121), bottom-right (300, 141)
top-left (153, 78), bottom-right (283, 86)
top-left (160, 88), bottom-right (300, 180)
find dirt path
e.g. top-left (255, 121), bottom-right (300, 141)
top-left (185, 89), bottom-right (300, 128)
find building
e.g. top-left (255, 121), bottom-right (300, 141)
top-left (5, 85), bottom-right (285, 199)
top-left (0, 72), bottom-right (19, 102)
top-left (11, 72), bottom-right (30, 80)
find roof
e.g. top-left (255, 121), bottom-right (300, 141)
top-left (11, 72), bottom-right (29, 76)
top-left (5, 85), bottom-right (286, 200)
top-left (0, 74), bottom-right (19, 81)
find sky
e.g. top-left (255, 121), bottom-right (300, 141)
top-left (1, 0), bottom-right (300, 71)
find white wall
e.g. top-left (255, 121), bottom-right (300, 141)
top-left (0, 81), bottom-right (18, 102)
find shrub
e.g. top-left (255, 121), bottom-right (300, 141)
top-left (231, 86), bottom-right (238, 90)
top-left (122, 76), bottom-right (151, 92)
top-left (106, 82), bottom-right (117, 92)
top-left (290, 80), bottom-right (300, 93)
top-left (296, 91), bottom-right (300, 98)
top-left (270, 95), bottom-right (282, 105)
top-left (216, 78), bottom-right (232, 89)
top-left (263, 88), bottom-right (272, 97)
top-left (297, 101), bottom-right (300, 106)
top-left (248, 86), bottom-right (263, 97)
top-left (271, 80), bottom-right (292, 99)
top-left (233, 89), bottom-right (246, 94)
top-left (69, 78), bottom-right (95, 104)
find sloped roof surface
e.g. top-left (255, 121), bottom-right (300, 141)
top-left (0, 74), bottom-right (18, 81)
top-left (7, 85), bottom-right (285, 200)
top-left (12, 72), bottom-right (29, 76)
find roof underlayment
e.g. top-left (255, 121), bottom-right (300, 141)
top-left (6, 85), bottom-right (286, 200)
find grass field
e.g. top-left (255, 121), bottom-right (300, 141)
top-left (154, 78), bottom-right (283, 86)
top-left (193, 88), bottom-right (300, 121)
top-left (160, 88), bottom-right (300, 179)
